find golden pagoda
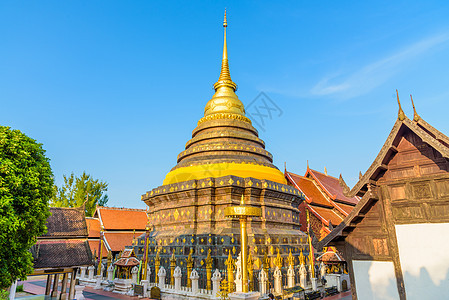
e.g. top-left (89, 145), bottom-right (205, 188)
top-left (141, 11), bottom-right (306, 280)
top-left (163, 10), bottom-right (286, 186)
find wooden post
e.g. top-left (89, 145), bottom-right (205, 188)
top-left (68, 269), bottom-right (77, 300)
top-left (59, 273), bottom-right (68, 300)
top-left (45, 274), bottom-right (53, 295)
top-left (51, 274), bottom-right (60, 298)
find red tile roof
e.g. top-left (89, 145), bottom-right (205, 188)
top-left (307, 169), bottom-right (359, 205)
top-left (333, 202), bottom-right (355, 215)
top-left (88, 240), bottom-right (108, 258)
top-left (97, 207), bottom-right (148, 230)
top-left (308, 205), bottom-right (343, 227)
top-left (103, 232), bottom-right (144, 252)
top-left (86, 218), bottom-right (100, 238)
top-left (286, 172), bottom-right (332, 207)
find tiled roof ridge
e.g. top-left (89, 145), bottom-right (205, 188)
top-left (309, 168), bottom-right (339, 180)
top-left (98, 206), bottom-right (147, 212)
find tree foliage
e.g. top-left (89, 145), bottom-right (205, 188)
top-left (51, 172), bottom-right (108, 217)
top-left (0, 126), bottom-right (53, 289)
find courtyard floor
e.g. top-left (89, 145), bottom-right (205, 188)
top-left (19, 277), bottom-right (352, 300)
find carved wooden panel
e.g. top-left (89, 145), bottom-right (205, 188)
top-left (389, 185), bottom-right (406, 201)
top-left (411, 182), bottom-right (432, 199)
top-left (372, 238), bottom-right (389, 256)
top-left (392, 204), bottom-right (426, 222)
top-left (427, 203), bottom-right (449, 221)
top-left (435, 180), bottom-right (449, 198)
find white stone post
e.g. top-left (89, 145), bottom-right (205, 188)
top-left (94, 264), bottom-right (104, 289)
top-left (80, 266), bottom-right (87, 279)
top-left (131, 266), bottom-right (139, 284)
top-left (88, 265), bottom-right (95, 280)
top-left (273, 266), bottom-right (282, 295)
top-left (287, 265), bottom-right (295, 288)
top-left (94, 275), bottom-right (102, 289)
top-left (174, 266), bottom-right (182, 291)
top-left (147, 265), bottom-right (151, 282)
top-left (141, 279), bottom-right (149, 297)
top-left (190, 269), bottom-right (199, 294)
top-left (258, 269), bottom-right (268, 295)
top-left (8, 280), bottom-right (17, 300)
top-left (74, 285), bottom-right (85, 300)
top-left (158, 266), bottom-right (166, 289)
top-left (311, 278), bottom-right (318, 291)
top-left (107, 264), bottom-right (114, 281)
top-left (299, 264), bottom-right (307, 288)
top-left (211, 269), bottom-right (222, 299)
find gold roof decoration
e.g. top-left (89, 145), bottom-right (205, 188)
top-left (203, 9), bottom-right (245, 119)
top-left (163, 11), bottom-right (286, 185)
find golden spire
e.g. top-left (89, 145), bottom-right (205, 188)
top-left (411, 94), bottom-right (420, 122)
top-left (202, 10), bottom-right (245, 118)
top-left (214, 9), bottom-right (236, 91)
top-left (396, 89), bottom-right (406, 121)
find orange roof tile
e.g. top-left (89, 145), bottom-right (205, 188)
top-left (97, 207), bottom-right (148, 230)
top-left (88, 240), bottom-right (107, 258)
top-left (333, 202), bottom-right (355, 216)
top-left (103, 232), bottom-right (144, 252)
top-left (86, 218), bottom-right (100, 238)
top-left (308, 169), bottom-right (359, 205)
top-left (308, 205), bottom-right (343, 227)
top-left (286, 171), bottom-right (332, 207)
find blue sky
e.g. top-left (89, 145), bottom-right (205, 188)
top-left (1, 1), bottom-right (449, 208)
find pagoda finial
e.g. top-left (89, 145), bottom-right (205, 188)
top-left (324, 166), bottom-right (328, 176)
top-left (396, 89), bottom-right (406, 121)
top-left (214, 9), bottom-right (237, 91)
top-left (307, 160), bottom-right (309, 171)
top-left (411, 94), bottom-right (420, 122)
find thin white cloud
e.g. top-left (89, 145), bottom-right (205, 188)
top-left (310, 32), bottom-right (449, 98)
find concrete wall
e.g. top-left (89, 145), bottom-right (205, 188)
top-left (395, 223), bottom-right (449, 299)
top-left (352, 260), bottom-right (399, 300)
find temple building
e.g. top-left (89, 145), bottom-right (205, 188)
top-left (140, 12), bottom-right (305, 283)
top-left (30, 206), bottom-right (93, 299)
top-left (285, 165), bottom-right (359, 240)
top-left (87, 206), bottom-right (148, 258)
top-left (319, 93), bottom-right (449, 299)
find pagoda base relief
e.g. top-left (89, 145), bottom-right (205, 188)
top-left (141, 175), bottom-right (307, 272)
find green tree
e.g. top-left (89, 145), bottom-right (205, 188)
top-left (0, 126), bottom-right (53, 289)
top-left (51, 172), bottom-right (108, 217)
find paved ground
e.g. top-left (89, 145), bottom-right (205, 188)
top-left (323, 291), bottom-right (352, 300)
top-left (21, 278), bottom-right (145, 300)
top-left (20, 278), bottom-right (352, 300)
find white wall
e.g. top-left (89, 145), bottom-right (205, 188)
top-left (395, 223), bottom-right (449, 299)
top-left (352, 260), bottom-right (399, 300)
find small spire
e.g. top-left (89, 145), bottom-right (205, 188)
top-left (396, 89), bottom-right (406, 121)
top-left (306, 160), bottom-right (309, 170)
top-left (324, 167), bottom-right (328, 176)
top-left (284, 161), bottom-right (287, 172)
top-left (411, 94), bottom-right (420, 122)
top-left (214, 9), bottom-right (237, 91)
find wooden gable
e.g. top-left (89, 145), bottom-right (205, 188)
top-left (319, 112), bottom-right (449, 300)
